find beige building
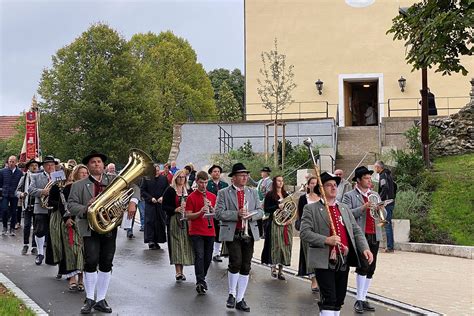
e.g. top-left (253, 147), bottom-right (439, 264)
top-left (245, 0), bottom-right (473, 126)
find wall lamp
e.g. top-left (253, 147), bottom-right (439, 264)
top-left (315, 79), bottom-right (324, 95)
top-left (398, 76), bottom-right (406, 92)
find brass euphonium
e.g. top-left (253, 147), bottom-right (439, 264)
top-left (87, 149), bottom-right (154, 234)
top-left (274, 193), bottom-right (298, 226)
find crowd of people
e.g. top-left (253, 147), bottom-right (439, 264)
top-left (0, 152), bottom-right (396, 315)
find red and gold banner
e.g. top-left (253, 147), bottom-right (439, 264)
top-left (25, 111), bottom-right (37, 160)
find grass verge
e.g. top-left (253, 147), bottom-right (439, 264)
top-left (0, 283), bottom-right (36, 316)
top-left (429, 153), bottom-right (474, 246)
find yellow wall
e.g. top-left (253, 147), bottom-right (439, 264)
top-left (245, 0), bottom-right (473, 125)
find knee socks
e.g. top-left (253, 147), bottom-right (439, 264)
top-left (96, 271), bottom-right (111, 301)
top-left (213, 242), bottom-right (221, 256)
top-left (356, 273), bottom-right (366, 301)
top-left (35, 236), bottom-right (45, 255)
top-left (84, 272), bottom-right (98, 300)
top-left (228, 272), bottom-right (239, 296)
top-left (236, 274), bottom-right (249, 303)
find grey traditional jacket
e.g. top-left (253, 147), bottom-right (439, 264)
top-left (28, 171), bottom-right (52, 215)
top-left (67, 174), bottom-right (139, 237)
top-left (215, 185), bottom-right (264, 241)
top-left (336, 178), bottom-right (352, 202)
top-left (300, 200), bottom-right (369, 269)
top-left (342, 189), bottom-right (387, 241)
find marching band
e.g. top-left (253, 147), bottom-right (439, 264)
top-left (2, 143), bottom-right (393, 315)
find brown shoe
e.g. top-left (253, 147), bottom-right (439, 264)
top-left (384, 248), bottom-right (395, 253)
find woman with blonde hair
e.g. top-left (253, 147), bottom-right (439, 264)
top-left (48, 163), bottom-right (88, 291)
top-left (162, 169), bottom-right (194, 281)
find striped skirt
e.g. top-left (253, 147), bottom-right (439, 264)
top-left (49, 210), bottom-right (84, 272)
top-left (270, 220), bottom-right (293, 266)
top-left (168, 214), bottom-right (194, 265)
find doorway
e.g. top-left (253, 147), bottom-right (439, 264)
top-left (338, 73), bottom-right (384, 127)
top-left (345, 81), bottom-right (378, 126)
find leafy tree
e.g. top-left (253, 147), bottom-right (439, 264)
top-left (257, 38), bottom-right (296, 167)
top-left (217, 82), bottom-right (242, 121)
top-left (387, 0), bottom-right (473, 75)
top-left (38, 23), bottom-right (160, 163)
top-left (129, 31), bottom-right (217, 159)
top-left (208, 68), bottom-right (245, 113)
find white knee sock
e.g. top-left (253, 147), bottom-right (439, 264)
top-left (363, 277), bottom-right (372, 300)
top-left (213, 242), bottom-right (221, 256)
top-left (228, 272), bottom-right (239, 296)
top-left (35, 236), bottom-right (45, 255)
top-left (84, 272), bottom-right (98, 300)
top-left (236, 274), bottom-right (249, 303)
top-left (334, 311), bottom-right (340, 316)
top-left (96, 271), bottom-right (111, 301)
top-left (356, 273), bottom-right (366, 301)
top-left (320, 310), bottom-right (335, 316)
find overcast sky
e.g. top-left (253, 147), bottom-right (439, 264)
top-left (0, 0), bottom-right (244, 116)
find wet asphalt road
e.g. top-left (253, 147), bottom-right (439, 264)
top-left (0, 229), bottom-right (409, 315)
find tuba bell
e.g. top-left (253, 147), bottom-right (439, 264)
top-left (274, 193), bottom-right (298, 226)
top-left (368, 193), bottom-right (389, 227)
top-left (87, 148), bottom-right (154, 234)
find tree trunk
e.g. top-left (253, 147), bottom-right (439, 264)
top-left (274, 118), bottom-right (278, 168)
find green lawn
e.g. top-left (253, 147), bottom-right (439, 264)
top-left (0, 283), bottom-right (35, 316)
top-left (429, 153), bottom-right (474, 246)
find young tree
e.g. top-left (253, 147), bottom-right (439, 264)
top-left (257, 38), bottom-right (296, 167)
top-left (387, 0), bottom-right (473, 75)
top-left (216, 82), bottom-right (242, 121)
top-left (387, 0), bottom-right (473, 166)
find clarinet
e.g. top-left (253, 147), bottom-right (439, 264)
top-left (179, 188), bottom-right (187, 229)
top-left (202, 191), bottom-right (213, 228)
top-left (242, 188), bottom-right (250, 238)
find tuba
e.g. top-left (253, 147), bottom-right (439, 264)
top-left (274, 193), bottom-right (298, 226)
top-left (41, 180), bottom-right (56, 209)
top-left (368, 193), bottom-right (390, 227)
top-left (88, 149), bottom-right (154, 234)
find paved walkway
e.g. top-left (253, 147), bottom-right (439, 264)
top-left (254, 237), bottom-right (474, 316)
top-left (0, 229), bottom-right (408, 316)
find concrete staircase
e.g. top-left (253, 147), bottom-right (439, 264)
top-left (335, 126), bottom-right (379, 176)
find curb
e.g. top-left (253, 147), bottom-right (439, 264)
top-left (0, 272), bottom-right (48, 316)
top-left (251, 258), bottom-right (441, 316)
top-left (395, 242), bottom-right (473, 259)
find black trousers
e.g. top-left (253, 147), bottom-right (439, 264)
top-left (190, 235), bottom-right (214, 286)
top-left (83, 229), bottom-right (117, 273)
top-left (1, 196), bottom-right (18, 230)
top-left (226, 234), bottom-right (254, 275)
top-left (315, 267), bottom-right (350, 311)
top-left (355, 234), bottom-right (379, 278)
top-left (23, 210), bottom-right (36, 247)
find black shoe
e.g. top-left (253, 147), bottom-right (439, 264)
top-left (94, 299), bottom-right (112, 313)
top-left (31, 247), bottom-right (37, 255)
top-left (354, 300), bottom-right (364, 314)
top-left (55, 274), bottom-right (62, 280)
top-left (148, 243), bottom-right (156, 249)
top-left (21, 245), bottom-right (28, 255)
top-left (154, 243), bottom-right (161, 249)
top-left (196, 283), bottom-right (206, 295)
top-left (35, 254), bottom-right (44, 265)
top-left (236, 299), bottom-right (250, 312)
top-left (127, 233), bottom-right (135, 239)
top-left (363, 300), bottom-right (376, 311)
top-left (80, 298), bottom-right (95, 314)
top-left (226, 294), bottom-right (236, 308)
top-left (213, 255), bottom-right (223, 262)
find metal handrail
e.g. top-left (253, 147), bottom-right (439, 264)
top-left (387, 96), bottom-right (468, 117)
top-left (218, 125), bottom-right (233, 154)
top-left (346, 151), bottom-right (377, 182)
